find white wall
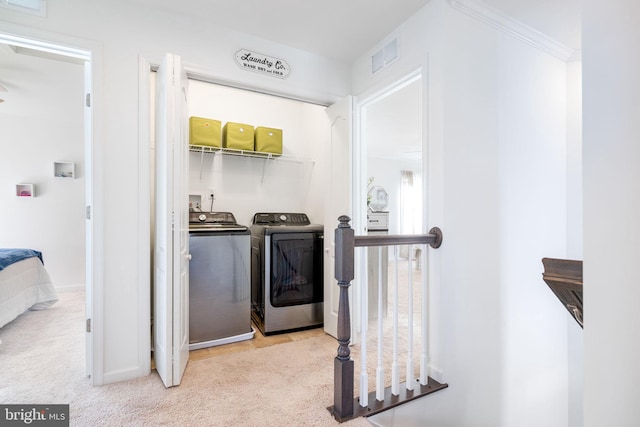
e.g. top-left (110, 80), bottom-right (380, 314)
top-left (583, 1), bottom-right (640, 425)
top-left (0, 0), bottom-right (349, 384)
top-left (0, 50), bottom-right (85, 289)
top-left (187, 81), bottom-right (329, 226)
top-left (360, 1), bottom-right (576, 426)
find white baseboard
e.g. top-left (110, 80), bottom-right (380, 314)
top-left (55, 284), bottom-right (85, 292)
top-left (429, 364), bottom-right (444, 383)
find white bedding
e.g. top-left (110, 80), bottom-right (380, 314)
top-left (0, 256), bottom-right (58, 329)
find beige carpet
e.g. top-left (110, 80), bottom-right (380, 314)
top-left (0, 290), bottom-right (372, 426)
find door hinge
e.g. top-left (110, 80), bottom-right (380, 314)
top-left (85, 93), bottom-right (91, 107)
top-left (86, 205), bottom-right (91, 220)
top-left (86, 318), bottom-right (91, 333)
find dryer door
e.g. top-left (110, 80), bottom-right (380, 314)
top-left (270, 232), bottom-right (323, 307)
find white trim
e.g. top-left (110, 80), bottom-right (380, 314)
top-left (448, 0), bottom-right (576, 62)
top-left (184, 62), bottom-right (331, 107)
top-left (138, 56), bottom-right (152, 378)
top-left (103, 366), bottom-right (148, 385)
top-left (85, 40), bottom-right (105, 388)
top-left (0, 42), bottom-right (16, 55)
top-left (429, 365), bottom-right (444, 383)
top-left (0, 32), bottom-right (88, 60)
top-left (357, 68), bottom-right (422, 110)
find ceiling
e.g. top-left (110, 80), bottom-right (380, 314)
top-left (125, 0), bottom-right (581, 63)
top-left (2, 0), bottom-right (581, 160)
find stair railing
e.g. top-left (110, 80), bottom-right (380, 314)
top-left (330, 215), bottom-right (447, 422)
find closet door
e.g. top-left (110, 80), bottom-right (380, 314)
top-left (323, 96), bottom-right (354, 339)
top-left (154, 52), bottom-right (190, 388)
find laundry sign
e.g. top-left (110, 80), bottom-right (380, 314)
top-left (234, 49), bottom-right (291, 79)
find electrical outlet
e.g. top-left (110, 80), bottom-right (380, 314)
top-left (208, 190), bottom-right (215, 200)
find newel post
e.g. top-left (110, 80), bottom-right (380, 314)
top-left (332, 215), bottom-right (355, 421)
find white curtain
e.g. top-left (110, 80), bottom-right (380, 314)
top-left (400, 170), bottom-right (416, 235)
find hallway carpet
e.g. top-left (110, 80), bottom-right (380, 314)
top-left (0, 290), bottom-right (371, 426)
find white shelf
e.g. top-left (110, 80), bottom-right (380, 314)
top-left (54, 161), bottom-right (75, 178)
top-left (188, 144), bottom-right (313, 164)
top-left (189, 144), bottom-right (314, 183)
top-left (16, 183), bottom-right (35, 197)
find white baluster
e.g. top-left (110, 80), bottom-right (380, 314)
top-left (392, 246), bottom-right (400, 395)
top-left (376, 247), bottom-right (384, 401)
top-left (360, 247), bottom-right (369, 407)
top-left (406, 244), bottom-right (414, 391)
top-left (420, 245), bottom-right (428, 385)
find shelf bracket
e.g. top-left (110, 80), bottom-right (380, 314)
top-left (198, 147), bottom-right (205, 181)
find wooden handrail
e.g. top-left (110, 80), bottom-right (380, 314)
top-left (354, 228), bottom-right (443, 248)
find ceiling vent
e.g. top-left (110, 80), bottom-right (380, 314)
top-left (0, 0), bottom-right (47, 17)
top-left (371, 37), bottom-right (399, 75)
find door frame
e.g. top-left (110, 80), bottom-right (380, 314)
top-left (353, 68), bottom-right (425, 234)
top-left (351, 68), bottom-right (425, 342)
top-left (353, 65), bottom-right (443, 380)
top-left (0, 25), bottom-right (105, 385)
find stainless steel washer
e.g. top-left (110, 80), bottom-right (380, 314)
top-left (188, 211), bottom-right (254, 350)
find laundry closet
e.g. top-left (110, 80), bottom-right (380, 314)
top-left (187, 80), bottom-right (330, 227)
top-left (184, 79), bottom-right (332, 349)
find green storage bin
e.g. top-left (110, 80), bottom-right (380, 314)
top-left (189, 117), bottom-right (221, 147)
top-left (223, 122), bottom-right (255, 151)
top-left (254, 126), bottom-right (283, 155)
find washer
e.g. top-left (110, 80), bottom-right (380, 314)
top-left (250, 212), bottom-right (324, 335)
top-left (188, 211), bottom-right (254, 350)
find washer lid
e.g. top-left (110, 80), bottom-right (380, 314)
top-left (189, 211), bottom-right (237, 225)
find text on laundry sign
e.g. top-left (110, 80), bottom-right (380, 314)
top-left (235, 49), bottom-right (291, 78)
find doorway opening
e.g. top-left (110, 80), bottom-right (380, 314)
top-left (0, 31), bottom-right (98, 383)
top-left (144, 56), bottom-right (333, 386)
top-left (353, 70), bottom-right (425, 346)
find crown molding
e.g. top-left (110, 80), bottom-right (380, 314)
top-left (448, 0), bottom-right (576, 62)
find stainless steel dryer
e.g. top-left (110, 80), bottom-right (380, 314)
top-left (188, 211), bottom-right (254, 350)
top-left (250, 212), bottom-right (324, 335)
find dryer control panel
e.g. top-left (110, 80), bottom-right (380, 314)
top-left (252, 212), bottom-right (310, 225)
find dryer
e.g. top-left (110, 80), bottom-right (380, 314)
top-left (250, 212), bottom-right (323, 335)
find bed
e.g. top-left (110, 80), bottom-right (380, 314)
top-left (0, 248), bottom-right (58, 329)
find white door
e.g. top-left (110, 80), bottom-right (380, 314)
top-left (154, 53), bottom-right (190, 388)
top-left (323, 96), bottom-right (354, 338)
